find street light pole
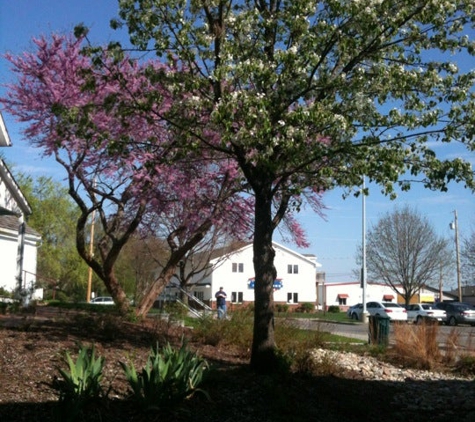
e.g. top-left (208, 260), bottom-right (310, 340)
top-left (361, 176), bottom-right (368, 323)
top-left (450, 210), bottom-right (462, 302)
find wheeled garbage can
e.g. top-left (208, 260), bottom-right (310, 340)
top-left (368, 315), bottom-right (390, 346)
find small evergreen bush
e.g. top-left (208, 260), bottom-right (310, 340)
top-left (276, 303), bottom-right (289, 313)
top-left (327, 305), bottom-right (341, 313)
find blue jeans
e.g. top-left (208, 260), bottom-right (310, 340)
top-left (217, 304), bottom-right (227, 319)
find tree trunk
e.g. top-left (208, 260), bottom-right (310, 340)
top-left (135, 264), bottom-right (178, 317)
top-left (250, 189), bottom-right (278, 373)
top-left (105, 272), bottom-right (130, 314)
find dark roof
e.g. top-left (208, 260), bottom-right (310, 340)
top-left (0, 214), bottom-right (41, 237)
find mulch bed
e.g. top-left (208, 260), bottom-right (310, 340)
top-left (0, 309), bottom-right (467, 422)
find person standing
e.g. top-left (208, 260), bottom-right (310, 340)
top-left (215, 287), bottom-right (227, 319)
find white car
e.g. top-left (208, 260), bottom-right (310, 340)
top-left (406, 303), bottom-right (446, 324)
top-left (366, 301), bottom-right (407, 322)
top-left (90, 296), bottom-right (114, 305)
top-left (347, 303), bottom-right (363, 320)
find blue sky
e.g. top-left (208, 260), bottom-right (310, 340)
top-left (1, 0), bottom-right (474, 287)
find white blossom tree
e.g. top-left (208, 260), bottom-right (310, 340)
top-left (461, 229), bottom-right (475, 286)
top-left (9, 0), bottom-right (475, 373)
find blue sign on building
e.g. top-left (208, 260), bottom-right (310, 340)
top-left (248, 278), bottom-right (283, 290)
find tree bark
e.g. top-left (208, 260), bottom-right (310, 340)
top-left (135, 264), bottom-right (178, 317)
top-left (250, 187), bottom-right (278, 373)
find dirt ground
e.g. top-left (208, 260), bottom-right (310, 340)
top-left (0, 308), bottom-right (473, 422)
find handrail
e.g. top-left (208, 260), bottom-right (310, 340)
top-left (175, 285), bottom-right (213, 312)
top-left (175, 298), bottom-right (203, 318)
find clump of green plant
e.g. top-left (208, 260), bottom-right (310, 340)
top-left (120, 341), bottom-right (209, 411)
top-left (0, 299), bottom-right (20, 315)
top-left (191, 315), bottom-right (223, 346)
top-left (192, 307), bottom-right (254, 350)
top-left (453, 354), bottom-right (475, 376)
top-left (163, 301), bottom-right (188, 320)
top-left (53, 344), bottom-right (106, 421)
top-left (275, 303), bottom-right (289, 313)
top-left (327, 305), bottom-right (340, 313)
top-left (303, 350), bottom-right (345, 376)
top-left (274, 318), bottom-right (333, 375)
top-left (295, 302), bottom-right (315, 313)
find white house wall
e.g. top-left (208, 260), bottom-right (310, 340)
top-left (0, 227), bottom-right (39, 293)
top-left (0, 229), bottom-right (18, 291)
top-left (191, 242), bottom-right (319, 307)
top-left (0, 175), bottom-right (20, 214)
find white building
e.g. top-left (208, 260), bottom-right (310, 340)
top-left (183, 241), bottom-right (322, 310)
top-left (0, 112), bottom-right (41, 300)
top-left (318, 280), bottom-right (457, 310)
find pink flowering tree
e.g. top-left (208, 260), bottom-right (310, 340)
top-left (1, 34), bottom-right (254, 317)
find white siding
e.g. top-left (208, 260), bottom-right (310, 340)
top-left (0, 176), bottom-right (21, 213)
top-left (0, 227), bottom-right (39, 293)
top-left (1, 116), bottom-right (40, 298)
top-left (191, 242), bottom-right (319, 306)
top-left (319, 282), bottom-right (440, 308)
top-left (0, 229), bottom-right (18, 291)
top-left (320, 281), bottom-right (399, 308)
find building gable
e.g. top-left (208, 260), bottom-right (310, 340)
top-left (0, 159), bottom-right (32, 216)
top-left (0, 112), bottom-right (11, 147)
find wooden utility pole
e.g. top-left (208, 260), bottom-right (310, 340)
top-left (86, 207), bottom-right (96, 303)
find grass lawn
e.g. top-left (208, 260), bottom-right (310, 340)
top-left (276, 310), bottom-right (356, 323)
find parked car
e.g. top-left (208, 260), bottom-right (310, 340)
top-left (366, 301), bottom-right (408, 322)
top-left (434, 301), bottom-right (459, 311)
top-left (439, 302), bottom-right (475, 326)
top-left (90, 296), bottom-right (114, 305)
top-left (406, 303), bottom-right (446, 324)
top-left (347, 303), bottom-right (363, 320)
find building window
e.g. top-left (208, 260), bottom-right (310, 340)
top-left (338, 297), bottom-right (347, 306)
top-left (232, 262), bottom-right (244, 273)
top-left (287, 264), bottom-right (299, 274)
top-left (194, 291), bottom-right (204, 301)
top-left (231, 292), bottom-right (243, 303)
top-left (287, 292), bottom-right (299, 303)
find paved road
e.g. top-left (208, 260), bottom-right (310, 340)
top-left (290, 318), bottom-right (475, 348)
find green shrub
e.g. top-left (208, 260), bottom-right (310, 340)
top-left (120, 341), bottom-right (209, 410)
top-left (327, 305), bottom-right (341, 313)
top-left (192, 307), bottom-right (254, 349)
top-left (55, 291), bottom-right (70, 302)
top-left (0, 300), bottom-right (19, 314)
top-left (276, 303), bottom-right (289, 313)
top-left (454, 354), bottom-right (475, 376)
top-left (297, 302), bottom-right (316, 313)
top-left (191, 315), bottom-right (223, 346)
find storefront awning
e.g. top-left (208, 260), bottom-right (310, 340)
top-left (337, 293), bottom-right (349, 298)
top-left (383, 294), bottom-right (394, 300)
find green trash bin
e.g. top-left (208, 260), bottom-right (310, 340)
top-left (368, 315), bottom-right (390, 345)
